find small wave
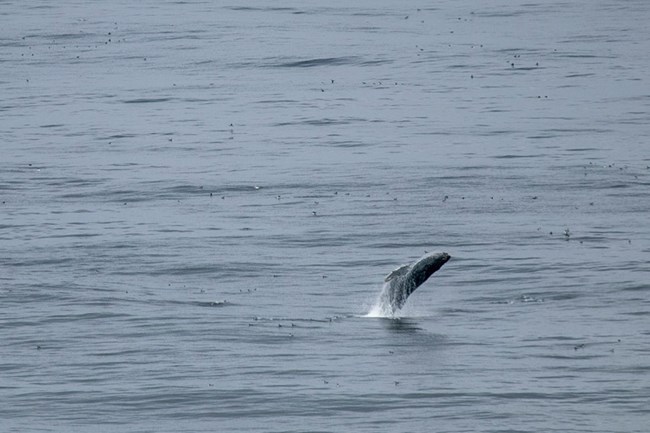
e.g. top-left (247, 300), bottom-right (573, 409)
top-left (123, 98), bottom-right (172, 104)
top-left (272, 56), bottom-right (360, 68)
top-left (193, 300), bottom-right (230, 308)
top-left (225, 6), bottom-right (296, 12)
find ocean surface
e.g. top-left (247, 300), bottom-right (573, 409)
top-left (2, 1), bottom-right (649, 432)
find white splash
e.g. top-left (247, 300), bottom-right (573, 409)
top-left (364, 282), bottom-right (396, 318)
top-left (362, 283), bottom-right (431, 319)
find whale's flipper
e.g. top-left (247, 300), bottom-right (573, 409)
top-left (384, 264), bottom-right (411, 282)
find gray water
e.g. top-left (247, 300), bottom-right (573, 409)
top-left (2, 1), bottom-right (649, 432)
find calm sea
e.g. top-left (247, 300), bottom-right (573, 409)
top-left (1, 1), bottom-right (649, 432)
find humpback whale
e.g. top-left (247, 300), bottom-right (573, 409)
top-left (380, 252), bottom-right (450, 314)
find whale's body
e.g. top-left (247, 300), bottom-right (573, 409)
top-left (380, 252), bottom-right (450, 313)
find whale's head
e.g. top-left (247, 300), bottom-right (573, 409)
top-left (423, 251), bottom-right (450, 271)
top-left (410, 252), bottom-right (450, 287)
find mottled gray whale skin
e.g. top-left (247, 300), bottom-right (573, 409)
top-left (381, 252), bottom-right (450, 313)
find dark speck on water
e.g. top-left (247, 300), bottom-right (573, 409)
top-left (1, 1), bottom-right (649, 432)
